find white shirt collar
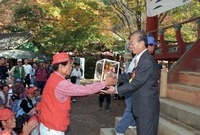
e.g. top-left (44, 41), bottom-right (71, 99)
top-left (135, 49), bottom-right (147, 65)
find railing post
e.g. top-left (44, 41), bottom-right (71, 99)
top-left (174, 24), bottom-right (186, 54)
top-left (196, 19), bottom-right (200, 39)
top-left (158, 29), bottom-right (167, 56)
top-left (160, 68), bottom-right (168, 97)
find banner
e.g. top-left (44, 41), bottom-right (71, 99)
top-left (147, 0), bottom-right (192, 17)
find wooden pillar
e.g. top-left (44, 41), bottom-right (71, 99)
top-left (158, 29), bottom-right (167, 56)
top-left (174, 24), bottom-right (186, 54)
top-left (146, 16), bottom-right (158, 40)
top-left (196, 19), bottom-right (200, 38)
top-left (160, 68), bottom-right (168, 97)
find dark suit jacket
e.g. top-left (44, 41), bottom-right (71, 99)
top-left (117, 50), bottom-right (160, 117)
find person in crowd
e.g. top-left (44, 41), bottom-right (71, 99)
top-left (39, 52), bottom-right (116, 135)
top-left (0, 108), bottom-right (37, 135)
top-left (15, 87), bottom-right (36, 118)
top-left (31, 86), bottom-right (41, 106)
top-left (0, 57), bottom-right (9, 82)
top-left (98, 62), bottom-right (115, 112)
top-left (114, 34), bottom-right (158, 135)
top-left (0, 99), bottom-right (4, 110)
top-left (0, 85), bottom-right (12, 107)
top-left (30, 62), bottom-right (38, 85)
top-left (35, 59), bottom-right (48, 95)
top-left (11, 79), bottom-right (25, 99)
top-left (70, 62), bottom-right (82, 102)
top-left (106, 31), bottom-right (160, 135)
top-left (98, 92), bottom-right (111, 112)
top-left (23, 58), bottom-right (33, 87)
top-left (45, 60), bottom-right (53, 78)
top-left (0, 80), bottom-right (7, 90)
top-left (10, 59), bottom-right (26, 82)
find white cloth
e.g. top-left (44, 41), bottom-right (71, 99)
top-left (23, 64), bottom-right (33, 74)
top-left (70, 68), bottom-right (82, 84)
top-left (0, 89), bottom-right (12, 107)
top-left (40, 122), bottom-right (65, 135)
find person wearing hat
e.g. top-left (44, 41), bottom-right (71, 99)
top-left (15, 87), bottom-right (36, 118)
top-left (11, 78), bottom-right (25, 99)
top-left (39, 52), bottom-right (116, 135)
top-left (0, 108), bottom-right (37, 135)
top-left (10, 59), bottom-right (26, 83)
top-left (35, 59), bottom-right (49, 95)
top-left (114, 34), bottom-right (159, 135)
top-left (30, 86), bottom-right (41, 106)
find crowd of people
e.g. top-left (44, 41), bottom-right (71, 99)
top-left (0, 57), bottom-right (50, 134)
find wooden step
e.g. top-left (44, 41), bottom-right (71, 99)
top-left (179, 71), bottom-right (200, 87)
top-left (167, 83), bottom-right (200, 106)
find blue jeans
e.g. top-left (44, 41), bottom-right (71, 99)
top-left (115, 93), bottom-right (136, 134)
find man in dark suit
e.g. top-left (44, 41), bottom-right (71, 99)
top-left (107, 31), bottom-right (160, 135)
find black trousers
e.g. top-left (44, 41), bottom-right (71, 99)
top-left (24, 74), bottom-right (30, 87)
top-left (98, 94), bottom-right (111, 110)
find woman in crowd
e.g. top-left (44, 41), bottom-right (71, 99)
top-left (0, 108), bottom-right (37, 135)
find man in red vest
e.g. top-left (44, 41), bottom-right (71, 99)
top-left (39, 52), bottom-right (116, 135)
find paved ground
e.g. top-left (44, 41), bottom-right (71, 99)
top-left (66, 93), bottom-right (126, 135)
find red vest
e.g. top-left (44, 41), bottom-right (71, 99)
top-left (40, 72), bottom-right (71, 131)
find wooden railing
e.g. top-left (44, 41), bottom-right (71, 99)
top-left (148, 17), bottom-right (200, 61)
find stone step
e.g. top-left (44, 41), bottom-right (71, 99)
top-left (100, 128), bottom-right (115, 135)
top-left (159, 114), bottom-right (200, 135)
top-left (115, 116), bottom-right (200, 135)
top-left (167, 83), bottom-right (200, 106)
top-left (100, 128), bottom-right (136, 135)
top-left (115, 117), bottom-right (137, 134)
top-left (160, 97), bottom-right (200, 131)
top-left (100, 114), bottom-right (200, 135)
top-left (179, 71), bottom-right (200, 87)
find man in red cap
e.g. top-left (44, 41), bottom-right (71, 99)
top-left (39, 52), bottom-right (116, 135)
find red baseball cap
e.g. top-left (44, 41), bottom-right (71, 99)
top-left (33, 86), bottom-right (39, 91)
top-left (26, 87), bottom-right (36, 94)
top-left (52, 52), bottom-right (70, 65)
top-left (0, 108), bottom-right (15, 121)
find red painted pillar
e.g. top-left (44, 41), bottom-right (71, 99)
top-left (196, 19), bottom-right (200, 38)
top-left (146, 16), bottom-right (158, 40)
top-left (158, 29), bottom-right (167, 57)
top-left (174, 24), bottom-right (186, 54)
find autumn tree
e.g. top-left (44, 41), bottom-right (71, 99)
top-left (0, 0), bottom-right (117, 54)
